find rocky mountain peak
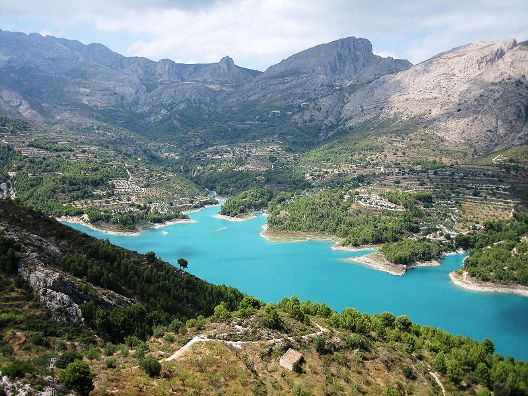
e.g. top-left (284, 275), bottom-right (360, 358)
top-left (220, 56), bottom-right (235, 65)
top-left (0, 28), bottom-right (526, 152)
top-left (423, 39), bottom-right (520, 75)
top-left (218, 55), bottom-right (236, 72)
top-left (262, 36), bottom-right (411, 79)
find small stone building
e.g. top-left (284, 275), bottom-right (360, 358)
top-left (279, 348), bottom-right (303, 371)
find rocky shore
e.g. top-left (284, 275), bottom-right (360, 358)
top-left (449, 270), bottom-right (528, 297)
top-left (213, 213), bottom-right (257, 222)
top-left (345, 252), bottom-right (440, 276)
top-left (57, 215), bottom-right (195, 236)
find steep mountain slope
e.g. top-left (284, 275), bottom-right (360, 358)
top-left (340, 39), bottom-right (528, 150)
top-left (229, 37), bottom-right (411, 105)
top-left (1, 29), bottom-right (527, 152)
top-left (266, 37), bottom-right (410, 79)
top-left (0, 199), bottom-right (242, 335)
top-left (0, 29), bottom-right (260, 125)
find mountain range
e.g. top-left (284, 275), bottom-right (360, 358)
top-left (0, 28), bottom-right (527, 152)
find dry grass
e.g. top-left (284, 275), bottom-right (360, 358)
top-left (88, 317), bottom-right (440, 395)
top-left (460, 201), bottom-right (513, 224)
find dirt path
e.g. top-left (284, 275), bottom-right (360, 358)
top-left (165, 336), bottom-right (211, 361)
top-left (164, 324), bottom-right (328, 362)
top-left (429, 371), bottom-right (446, 395)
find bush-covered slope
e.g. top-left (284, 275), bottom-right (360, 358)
top-left (455, 216), bottom-right (528, 285)
top-left (0, 199), bottom-right (243, 341)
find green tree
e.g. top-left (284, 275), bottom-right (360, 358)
top-left (145, 251), bottom-right (157, 261)
top-left (177, 257), bottom-right (188, 271)
top-left (475, 362), bottom-right (490, 384)
top-left (58, 360), bottom-right (94, 396)
top-left (213, 303), bottom-right (230, 321)
top-left (434, 351), bottom-right (447, 374)
top-left (446, 359), bottom-right (464, 384)
top-left (263, 305), bottom-right (282, 329)
top-left (395, 315), bottom-right (412, 332)
top-left (482, 338), bottom-right (495, 355)
top-left (314, 336), bottom-right (329, 355)
top-left (56, 351), bottom-right (83, 369)
top-left (0, 243), bottom-right (18, 275)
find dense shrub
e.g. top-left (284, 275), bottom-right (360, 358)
top-left (2, 360), bottom-right (32, 378)
top-left (139, 356), bottom-right (161, 377)
top-left (56, 351), bottom-right (83, 369)
top-left (105, 358), bottom-right (117, 369)
top-left (58, 360), bottom-right (94, 396)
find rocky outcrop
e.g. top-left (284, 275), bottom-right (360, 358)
top-left (263, 37), bottom-right (411, 82)
top-left (0, 179), bottom-right (15, 199)
top-left (0, 374), bottom-right (69, 396)
top-left (2, 227), bottom-right (133, 324)
top-left (17, 254), bottom-right (84, 323)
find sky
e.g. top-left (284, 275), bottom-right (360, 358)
top-left (0, 0), bottom-right (527, 71)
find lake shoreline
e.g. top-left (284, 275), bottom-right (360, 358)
top-left (183, 202), bottom-right (222, 215)
top-left (261, 225), bottom-right (445, 276)
top-left (57, 215), bottom-right (196, 236)
top-left (345, 252), bottom-right (441, 276)
top-left (449, 270), bottom-right (528, 297)
top-left (260, 224), bottom-right (343, 244)
top-left (57, 202), bottom-right (223, 235)
top-left (59, 204), bottom-right (528, 360)
top-left (214, 213), bottom-right (257, 222)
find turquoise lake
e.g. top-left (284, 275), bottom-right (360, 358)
top-left (65, 204), bottom-right (528, 360)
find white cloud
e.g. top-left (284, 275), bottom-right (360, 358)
top-left (1, 0), bottom-right (527, 70)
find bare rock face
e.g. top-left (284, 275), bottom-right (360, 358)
top-left (0, 88), bottom-right (44, 120)
top-left (232, 37), bottom-right (411, 105)
top-left (17, 254), bottom-right (84, 323)
top-left (263, 37), bottom-right (411, 82)
top-left (0, 374), bottom-right (37, 396)
top-left (3, 227), bottom-right (133, 324)
top-left (341, 39), bottom-right (528, 150)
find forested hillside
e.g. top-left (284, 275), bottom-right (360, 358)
top-left (0, 117), bottom-right (213, 232)
top-left (456, 216), bottom-right (528, 285)
top-left (267, 188), bottom-right (425, 246)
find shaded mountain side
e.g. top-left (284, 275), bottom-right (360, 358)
top-left (0, 199), bottom-right (243, 340)
top-left (0, 30), bottom-right (260, 86)
top-left (0, 29), bottom-right (259, 127)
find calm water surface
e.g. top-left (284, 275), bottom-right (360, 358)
top-left (65, 204), bottom-right (528, 360)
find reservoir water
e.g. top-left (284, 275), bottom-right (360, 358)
top-left (65, 204), bottom-right (528, 360)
